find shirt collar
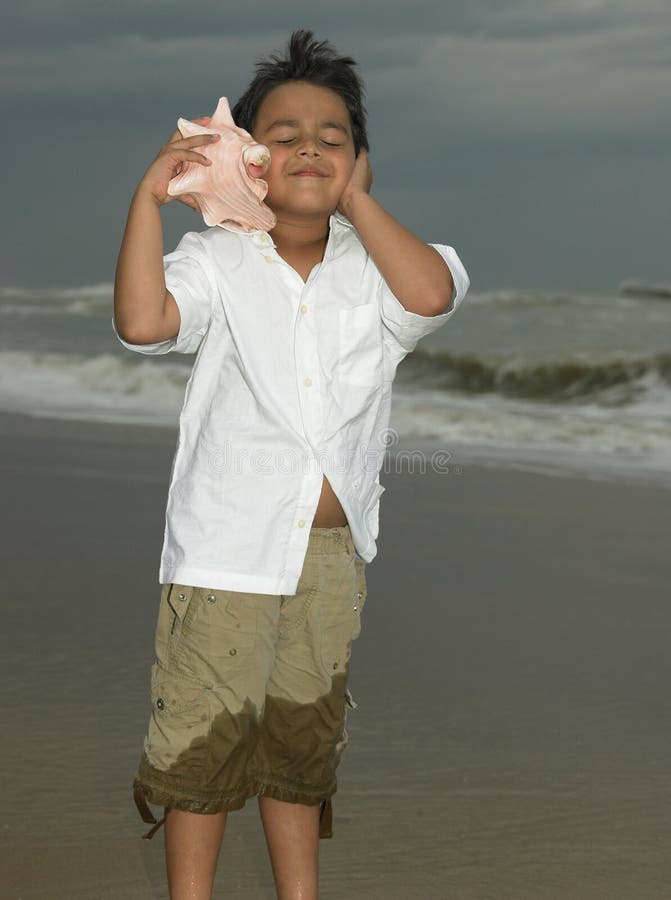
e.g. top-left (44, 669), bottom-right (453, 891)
top-left (216, 211), bottom-right (354, 252)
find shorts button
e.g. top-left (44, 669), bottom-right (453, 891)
top-left (178, 593), bottom-right (187, 602)
top-left (229, 648), bottom-right (237, 656)
top-left (156, 698), bottom-right (165, 710)
top-left (356, 591), bottom-right (363, 600)
top-left (207, 594), bottom-right (216, 604)
top-left (333, 662), bottom-right (338, 670)
top-left (353, 604), bottom-right (358, 611)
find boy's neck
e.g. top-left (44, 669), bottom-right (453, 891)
top-left (269, 214), bottom-right (331, 259)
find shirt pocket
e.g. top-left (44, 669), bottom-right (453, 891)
top-left (337, 303), bottom-right (384, 388)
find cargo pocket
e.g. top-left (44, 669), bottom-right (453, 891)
top-left (319, 560), bottom-right (368, 678)
top-left (321, 685), bottom-right (359, 793)
top-left (337, 687), bottom-right (359, 755)
top-left (145, 661), bottom-right (212, 768)
top-left (172, 587), bottom-right (259, 685)
top-left (154, 583), bottom-right (199, 670)
top-left (319, 613), bottom-right (353, 679)
top-left (351, 558), bottom-right (368, 642)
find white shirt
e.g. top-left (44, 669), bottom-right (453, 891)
top-left (112, 212), bottom-right (469, 595)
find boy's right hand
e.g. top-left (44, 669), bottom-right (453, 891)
top-left (137, 116), bottom-right (221, 210)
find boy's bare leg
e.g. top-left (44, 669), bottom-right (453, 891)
top-left (258, 796), bottom-right (320, 899)
top-left (164, 808), bottom-right (227, 900)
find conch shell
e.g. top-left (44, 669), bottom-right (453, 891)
top-left (166, 97), bottom-right (277, 233)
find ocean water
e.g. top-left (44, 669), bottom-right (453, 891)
top-left (1, 282), bottom-right (669, 488)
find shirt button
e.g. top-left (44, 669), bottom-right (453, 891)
top-left (304, 377), bottom-right (312, 387)
top-left (264, 255), bottom-right (274, 263)
top-left (300, 305), bottom-right (308, 314)
top-left (298, 519), bottom-right (306, 528)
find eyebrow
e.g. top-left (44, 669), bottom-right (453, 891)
top-left (263, 119), bottom-right (350, 135)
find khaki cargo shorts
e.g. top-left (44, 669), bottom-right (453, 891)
top-left (132, 524), bottom-right (367, 839)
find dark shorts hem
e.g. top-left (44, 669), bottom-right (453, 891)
top-left (134, 761), bottom-right (337, 819)
top-left (134, 774), bottom-right (253, 816)
top-left (251, 771), bottom-right (337, 806)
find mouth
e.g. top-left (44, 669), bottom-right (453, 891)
top-left (292, 169), bottom-right (327, 177)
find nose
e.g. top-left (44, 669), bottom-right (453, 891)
top-left (296, 136), bottom-right (321, 158)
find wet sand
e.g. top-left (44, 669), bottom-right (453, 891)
top-left (1, 409), bottom-right (669, 899)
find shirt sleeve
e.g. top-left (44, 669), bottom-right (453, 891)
top-left (111, 230), bottom-right (216, 355)
top-left (378, 243), bottom-right (470, 357)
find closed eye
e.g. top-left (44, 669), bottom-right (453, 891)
top-left (273, 138), bottom-right (342, 147)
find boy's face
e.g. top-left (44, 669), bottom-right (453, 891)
top-left (251, 81), bottom-right (357, 223)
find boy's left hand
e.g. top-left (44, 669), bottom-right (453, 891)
top-left (337, 149), bottom-right (372, 216)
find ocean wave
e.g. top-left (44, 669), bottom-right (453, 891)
top-left (468, 289), bottom-right (582, 305)
top-left (0, 285), bottom-right (113, 318)
top-left (0, 351), bottom-right (188, 425)
top-left (0, 283), bottom-right (114, 300)
top-left (618, 279), bottom-right (671, 299)
top-left (402, 349), bottom-right (671, 403)
top-left (1, 349), bottom-right (668, 486)
top-left (464, 289), bottom-right (651, 311)
top-left (387, 379), bottom-right (671, 489)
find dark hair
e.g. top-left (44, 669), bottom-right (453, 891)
top-left (232, 29), bottom-right (369, 155)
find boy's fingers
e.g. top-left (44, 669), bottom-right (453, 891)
top-left (167, 129), bottom-right (219, 147)
top-left (165, 116), bottom-right (213, 144)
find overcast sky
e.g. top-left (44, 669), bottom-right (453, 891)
top-left (3, 0), bottom-right (670, 292)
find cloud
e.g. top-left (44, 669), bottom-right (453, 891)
top-left (4, 9), bottom-right (669, 147)
top-left (1, 0), bottom-right (669, 289)
top-left (4, 0), bottom-right (670, 51)
top-left (1, 1), bottom-right (454, 51)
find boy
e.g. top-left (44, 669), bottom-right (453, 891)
top-left (113, 29), bottom-right (469, 900)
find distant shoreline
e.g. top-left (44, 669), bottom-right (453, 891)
top-left (618, 279), bottom-right (671, 299)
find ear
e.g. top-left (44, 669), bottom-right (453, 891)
top-left (209, 97), bottom-right (237, 130)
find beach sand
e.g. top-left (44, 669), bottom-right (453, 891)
top-left (1, 409), bottom-right (669, 899)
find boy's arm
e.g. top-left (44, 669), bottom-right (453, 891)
top-left (338, 151), bottom-right (455, 315)
top-left (113, 186), bottom-right (179, 344)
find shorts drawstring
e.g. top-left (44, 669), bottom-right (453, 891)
top-left (319, 797), bottom-right (333, 839)
top-left (133, 780), bottom-right (167, 840)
